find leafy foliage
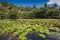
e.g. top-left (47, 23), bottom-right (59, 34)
top-left (0, 2), bottom-right (60, 19)
top-left (0, 19), bottom-right (60, 40)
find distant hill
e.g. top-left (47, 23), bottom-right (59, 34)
top-left (0, 2), bottom-right (60, 19)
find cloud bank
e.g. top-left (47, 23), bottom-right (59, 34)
top-left (47, 0), bottom-right (60, 6)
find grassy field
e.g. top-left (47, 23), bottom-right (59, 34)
top-left (0, 19), bottom-right (60, 40)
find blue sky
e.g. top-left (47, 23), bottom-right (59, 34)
top-left (0, 0), bottom-right (49, 7)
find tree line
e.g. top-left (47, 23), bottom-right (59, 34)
top-left (0, 2), bottom-right (60, 19)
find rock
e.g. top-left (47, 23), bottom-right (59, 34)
top-left (26, 32), bottom-right (45, 40)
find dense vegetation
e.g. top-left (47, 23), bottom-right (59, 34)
top-left (0, 19), bottom-right (60, 40)
top-left (0, 1), bottom-right (60, 40)
top-left (0, 2), bottom-right (60, 19)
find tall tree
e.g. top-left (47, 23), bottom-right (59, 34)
top-left (1, 1), bottom-right (8, 7)
top-left (44, 3), bottom-right (47, 7)
top-left (53, 3), bottom-right (57, 8)
top-left (33, 4), bottom-right (36, 9)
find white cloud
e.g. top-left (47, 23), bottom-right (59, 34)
top-left (47, 0), bottom-right (60, 6)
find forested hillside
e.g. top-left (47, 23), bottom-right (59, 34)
top-left (0, 2), bottom-right (60, 19)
